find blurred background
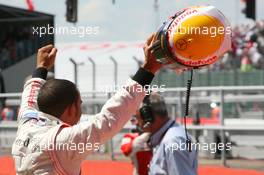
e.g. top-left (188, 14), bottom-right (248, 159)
top-left (0, 0), bottom-right (264, 175)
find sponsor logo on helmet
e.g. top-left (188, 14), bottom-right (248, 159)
top-left (168, 9), bottom-right (198, 35)
top-left (177, 56), bottom-right (218, 66)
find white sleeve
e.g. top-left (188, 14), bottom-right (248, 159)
top-left (55, 79), bottom-right (146, 162)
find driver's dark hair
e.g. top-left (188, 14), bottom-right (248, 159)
top-left (37, 79), bottom-right (79, 118)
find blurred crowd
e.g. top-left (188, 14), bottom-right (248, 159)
top-left (211, 20), bottom-right (264, 72)
top-left (0, 26), bottom-right (47, 70)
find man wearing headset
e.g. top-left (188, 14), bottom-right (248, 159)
top-left (134, 92), bottom-right (198, 175)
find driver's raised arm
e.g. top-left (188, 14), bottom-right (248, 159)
top-left (55, 33), bottom-right (162, 161)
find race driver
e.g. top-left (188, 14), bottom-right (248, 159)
top-left (12, 33), bottom-right (177, 175)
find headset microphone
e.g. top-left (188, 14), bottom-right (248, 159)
top-left (143, 121), bottom-right (152, 129)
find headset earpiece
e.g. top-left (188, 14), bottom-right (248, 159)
top-left (139, 95), bottom-right (155, 128)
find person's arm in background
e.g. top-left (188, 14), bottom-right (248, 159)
top-left (148, 140), bottom-right (196, 175)
top-left (148, 141), bottom-right (194, 175)
top-left (164, 143), bottom-right (198, 175)
top-left (131, 132), bottom-right (151, 154)
top-left (148, 142), bottom-right (167, 175)
top-left (121, 133), bottom-right (139, 157)
top-left (18, 45), bottom-right (57, 123)
top-left (152, 136), bottom-right (197, 175)
top-left (55, 33), bottom-right (162, 161)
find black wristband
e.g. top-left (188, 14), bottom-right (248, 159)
top-left (32, 67), bottom-right (48, 80)
top-left (132, 68), bottom-right (154, 87)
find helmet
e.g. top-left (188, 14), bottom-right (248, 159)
top-left (152, 5), bottom-right (232, 69)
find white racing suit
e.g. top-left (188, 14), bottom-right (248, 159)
top-left (12, 74), bottom-right (147, 174)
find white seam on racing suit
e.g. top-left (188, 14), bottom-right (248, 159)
top-left (12, 77), bottom-right (146, 175)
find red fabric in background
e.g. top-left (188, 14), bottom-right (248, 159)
top-left (120, 133), bottom-right (139, 156)
top-left (136, 151), bottom-right (152, 175)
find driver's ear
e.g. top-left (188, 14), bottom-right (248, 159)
top-left (67, 103), bottom-right (76, 117)
top-left (74, 99), bottom-right (79, 110)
